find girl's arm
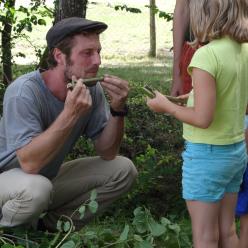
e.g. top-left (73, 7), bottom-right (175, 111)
top-left (147, 68), bottom-right (216, 129)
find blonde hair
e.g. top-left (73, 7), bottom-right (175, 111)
top-left (189, 0), bottom-right (248, 47)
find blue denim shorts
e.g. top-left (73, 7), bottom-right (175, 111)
top-left (182, 141), bottom-right (247, 202)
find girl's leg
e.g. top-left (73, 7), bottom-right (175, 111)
top-left (186, 200), bottom-right (220, 248)
top-left (218, 193), bottom-right (239, 248)
top-left (240, 214), bottom-right (248, 248)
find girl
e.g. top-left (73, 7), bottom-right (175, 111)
top-left (147, 0), bottom-right (248, 247)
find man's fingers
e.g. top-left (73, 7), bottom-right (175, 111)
top-left (70, 79), bottom-right (86, 97)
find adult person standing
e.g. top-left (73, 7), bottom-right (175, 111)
top-left (170, 0), bottom-right (196, 96)
top-left (0, 17), bottom-right (137, 232)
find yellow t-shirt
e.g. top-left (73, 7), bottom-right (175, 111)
top-left (183, 37), bottom-right (248, 145)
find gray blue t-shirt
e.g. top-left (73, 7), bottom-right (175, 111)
top-left (0, 70), bottom-right (109, 179)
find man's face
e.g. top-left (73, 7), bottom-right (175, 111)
top-left (64, 33), bottom-right (102, 81)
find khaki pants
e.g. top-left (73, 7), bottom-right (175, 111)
top-left (0, 156), bottom-right (137, 231)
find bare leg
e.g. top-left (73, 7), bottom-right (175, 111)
top-left (186, 200), bottom-right (220, 248)
top-left (218, 193), bottom-right (239, 248)
top-left (239, 214), bottom-right (248, 248)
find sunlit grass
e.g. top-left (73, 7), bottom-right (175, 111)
top-left (13, 0), bottom-right (175, 68)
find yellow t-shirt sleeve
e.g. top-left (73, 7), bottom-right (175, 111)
top-left (188, 45), bottom-right (218, 80)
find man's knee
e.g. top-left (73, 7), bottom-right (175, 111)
top-left (115, 156), bottom-right (138, 187)
top-left (0, 174), bottom-right (53, 227)
top-left (14, 175), bottom-right (53, 214)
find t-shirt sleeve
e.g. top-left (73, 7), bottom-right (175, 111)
top-left (84, 84), bottom-right (110, 140)
top-left (188, 45), bottom-right (218, 79)
top-left (4, 96), bottom-right (43, 150)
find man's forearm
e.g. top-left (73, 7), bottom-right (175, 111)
top-left (16, 109), bottom-right (78, 174)
top-left (94, 116), bottom-right (124, 160)
top-left (173, 0), bottom-right (190, 65)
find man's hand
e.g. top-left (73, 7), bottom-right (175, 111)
top-left (65, 77), bottom-right (92, 118)
top-left (100, 75), bottom-right (129, 111)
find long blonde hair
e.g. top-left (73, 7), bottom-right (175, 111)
top-left (189, 0), bottom-right (248, 47)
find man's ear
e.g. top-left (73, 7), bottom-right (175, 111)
top-left (53, 48), bottom-right (66, 65)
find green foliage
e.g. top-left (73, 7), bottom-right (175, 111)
top-left (71, 207), bottom-right (192, 247)
top-left (114, 5), bottom-right (142, 14)
top-left (0, 190), bottom-right (191, 247)
top-left (145, 4), bottom-right (173, 21)
top-left (0, 0), bottom-right (48, 71)
top-left (113, 3), bottom-right (173, 21)
top-left (0, 1), bottom-right (47, 34)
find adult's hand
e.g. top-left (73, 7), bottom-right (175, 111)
top-left (100, 75), bottom-right (129, 111)
top-left (65, 76), bottom-right (92, 118)
top-left (170, 74), bottom-right (184, 97)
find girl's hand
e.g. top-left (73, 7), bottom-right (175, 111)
top-left (177, 93), bottom-right (190, 100)
top-left (146, 91), bottom-right (173, 114)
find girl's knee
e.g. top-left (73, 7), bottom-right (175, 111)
top-left (194, 230), bottom-right (219, 246)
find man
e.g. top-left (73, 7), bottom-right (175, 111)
top-left (0, 17), bottom-right (137, 232)
top-left (170, 0), bottom-right (195, 96)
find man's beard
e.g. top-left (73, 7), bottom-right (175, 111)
top-left (64, 57), bottom-right (74, 83)
top-left (63, 56), bottom-right (99, 83)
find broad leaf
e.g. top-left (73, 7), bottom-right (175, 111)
top-left (56, 220), bottom-right (63, 231)
top-left (148, 219), bottom-right (166, 237)
top-left (132, 207), bottom-right (148, 233)
top-left (90, 189), bottom-right (97, 201)
top-left (60, 240), bottom-right (76, 248)
top-left (119, 224), bottom-right (129, 241)
top-left (136, 240), bottom-right (153, 248)
top-left (88, 200), bottom-right (98, 213)
top-left (133, 234), bottom-right (143, 242)
top-left (79, 205), bottom-right (86, 219)
top-left (63, 221), bottom-right (71, 232)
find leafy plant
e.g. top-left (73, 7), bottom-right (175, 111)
top-left (72, 207), bottom-right (192, 247)
top-left (0, 190), bottom-right (99, 248)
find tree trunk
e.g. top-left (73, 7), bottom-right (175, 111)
top-left (55, 0), bottom-right (87, 22)
top-left (1, 0), bottom-right (16, 85)
top-left (149, 0), bottom-right (156, 57)
top-left (39, 0), bottom-right (88, 69)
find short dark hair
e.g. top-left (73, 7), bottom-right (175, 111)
top-left (47, 35), bottom-right (74, 69)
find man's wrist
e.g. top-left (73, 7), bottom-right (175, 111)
top-left (110, 104), bottom-right (128, 117)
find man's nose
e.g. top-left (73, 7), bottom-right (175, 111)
top-left (92, 53), bottom-right (101, 66)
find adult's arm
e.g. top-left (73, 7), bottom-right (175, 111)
top-left (16, 81), bottom-right (92, 174)
top-left (94, 75), bottom-right (128, 160)
top-left (170, 0), bottom-right (190, 96)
